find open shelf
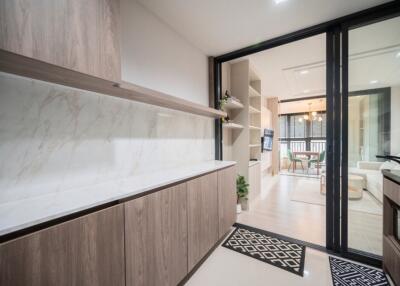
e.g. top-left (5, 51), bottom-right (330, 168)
top-left (249, 85), bottom-right (261, 98)
top-left (249, 144), bottom-right (261, 148)
top-left (0, 49), bottom-right (227, 119)
top-left (223, 98), bottom-right (244, 110)
top-left (249, 106), bottom-right (261, 114)
top-left (222, 122), bottom-right (244, 130)
top-left (249, 161), bottom-right (260, 167)
top-left (249, 125), bottom-right (261, 130)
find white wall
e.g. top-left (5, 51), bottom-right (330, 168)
top-left (121, 0), bottom-right (209, 106)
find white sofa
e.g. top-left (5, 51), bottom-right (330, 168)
top-left (349, 160), bottom-right (400, 203)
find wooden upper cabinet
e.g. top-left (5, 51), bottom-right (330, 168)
top-left (0, 205), bottom-right (125, 286)
top-left (0, 0), bottom-right (121, 81)
top-left (187, 172), bottom-right (219, 270)
top-left (218, 166), bottom-right (237, 238)
top-left (124, 183), bottom-right (188, 286)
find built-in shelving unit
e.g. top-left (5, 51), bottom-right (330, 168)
top-left (249, 106), bottom-right (261, 114)
top-left (224, 59), bottom-right (262, 185)
top-left (249, 85), bottom-right (261, 98)
top-left (0, 49), bottom-right (226, 119)
top-left (222, 122), bottom-right (244, 129)
top-left (221, 59), bottom-right (263, 210)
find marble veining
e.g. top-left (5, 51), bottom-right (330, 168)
top-left (0, 72), bottom-right (215, 204)
top-left (0, 160), bottom-right (236, 236)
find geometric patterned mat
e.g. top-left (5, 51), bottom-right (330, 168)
top-left (222, 224), bottom-right (306, 276)
top-left (329, 256), bottom-right (390, 286)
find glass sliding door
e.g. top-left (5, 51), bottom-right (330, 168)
top-left (343, 15), bottom-right (400, 259)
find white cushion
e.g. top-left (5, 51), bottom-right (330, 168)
top-left (380, 160), bottom-right (400, 171)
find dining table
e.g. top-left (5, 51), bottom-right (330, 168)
top-left (292, 151), bottom-right (321, 175)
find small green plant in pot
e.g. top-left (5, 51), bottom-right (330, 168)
top-left (236, 175), bottom-right (249, 213)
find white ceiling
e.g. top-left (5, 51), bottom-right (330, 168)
top-left (137, 0), bottom-right (392, 56)
top-left (232, 16), bottom-right (400, 100)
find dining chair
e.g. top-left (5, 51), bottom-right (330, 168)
top-left (308, 150), bottom-right (326, 175)
top-left (287, 150), bottom-right (304, 172)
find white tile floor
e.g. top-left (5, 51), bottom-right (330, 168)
top-left (186, 228), bottom-right (393, 286)
top-left (186, 234), bottom-right (331, 285)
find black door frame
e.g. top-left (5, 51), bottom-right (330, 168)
top-left (213, 0), bottom-right (400, 267)
top-left (340, 10), bottom-right (400, 267)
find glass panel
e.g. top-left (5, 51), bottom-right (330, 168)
top-left (311, 112), bottom-right (325, 137)
top-left (293, 115), bottom-right (306, 138)
top-left (279, 116), bottom-right (287, 138)
top-left (347, 16), bottom-right (400, 256)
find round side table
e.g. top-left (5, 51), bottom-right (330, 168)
top-left (348, 174), bottom-right (364, 200)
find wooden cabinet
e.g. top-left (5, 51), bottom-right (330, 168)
top-left (0, 0), bottom-right (120, 81)
top-left (0, 166), bottom-right (236, 285)
top-left (383, 177), bottom-right (400, 286)
top-left (124, 183), bottom-right (188, 286)
top-left (187, 172), bottom-right (219, 270)
top-left (0, 205), bottom-right (125, 286)
top-left (218, 166), bottom-right (237, 238)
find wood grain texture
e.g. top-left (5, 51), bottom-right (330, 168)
top-left (218, 166), bottom-right (237, 238)
top-left (0, 0), bottom-right (120, 81)
top-left (383, 177), bottom-right (400, 205)
top-left (382, 178), bottom-right (400, 285)
top-left (0, 49), bottom-right (226, 118)
top-left (383, 236), bottom-right (400, 285)
top-left (187, 172), bottom-right (219, 270)
top-left (125, 183), bottom-right (188, 286)
top-left (0, 205), bottom-right (125, 286)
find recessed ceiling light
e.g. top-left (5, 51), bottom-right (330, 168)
top-left (396, 52), bottom-right (400, 58)
top-left (303, 89), bottom-right (310, 93)
top-left (274, 0), bottom-right (287, 4)
top-left (370, 80), bottom-right (378, 84)
top-left (299, 70), bottom-right (309, 75)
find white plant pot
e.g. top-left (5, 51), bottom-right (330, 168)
top-left (236, 203), bottom-right (242, 214)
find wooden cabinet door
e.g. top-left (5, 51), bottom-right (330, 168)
top-left (218, 166), bottom-right (237, 238)
top-left (125, 183), bottom-right (188, 286)
top-left (0, 0), bottom-right (120, 81)
top-left (0, 205), bottom-right (125, 286)
top-left (187, 172), bottom-right (219, 270)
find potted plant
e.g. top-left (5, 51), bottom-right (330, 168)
top-left (219, 90), bottom-right (231, 111)
top-left (236, 175), bottom-right (249, 213)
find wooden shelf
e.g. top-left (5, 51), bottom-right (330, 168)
top-left (249, 144), bottom-right (261, 148)
top-left (249, 86), bottom-right (261, 98)
top-left (0, 49), bottom-right (227, 119)
top-left (222, 122), bottom-right (244, 130)
top-left (249, 161), bottom-right (260, 167)
top-left (223, 98), bottom-right (244, 110)
top-left (249, 106), bottom-right (261, 114)
top-left (249, 125), bottom-right (261, 130)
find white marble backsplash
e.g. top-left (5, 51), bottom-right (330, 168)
top-left (0, 72), bottom-right (214, 203)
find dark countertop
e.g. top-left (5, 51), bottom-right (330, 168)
top-left (382, 169), bottom-right (400, 185)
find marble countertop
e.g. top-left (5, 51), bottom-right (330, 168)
top-left (382, 169), bottom-right (400, 185)
top-left (0, 160), bottom-right (236, 237)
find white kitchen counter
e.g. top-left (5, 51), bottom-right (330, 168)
top-left (0, 160), bottom-right (236, 236)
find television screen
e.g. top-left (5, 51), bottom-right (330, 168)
top-left (262, 129), bottom-right (273, 151)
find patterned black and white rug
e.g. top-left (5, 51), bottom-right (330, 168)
top-left (329, 256), bottom-right (390, 286)
top-left (222, 224), bottom-right (306, 276)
